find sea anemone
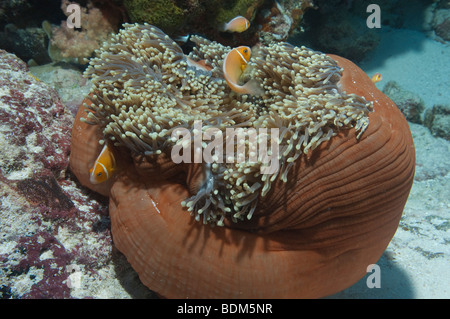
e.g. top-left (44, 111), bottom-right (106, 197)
top-left (69, 23), bottom-right (415, 298)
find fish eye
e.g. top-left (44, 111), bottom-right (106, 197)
top-left (243, 49), bottom-right (248, 53)
top-left (97, 172), bottom-right (102, 177)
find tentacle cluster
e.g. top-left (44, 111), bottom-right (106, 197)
top-left (83, 23), bottom-right (373, 226)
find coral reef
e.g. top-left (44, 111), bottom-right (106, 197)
top-left (0, 24), bottom-right (50, 65)
top-left (70, 24), bottom-right (415, 298)
top-left (121, 0), bottom-right (313, 46)
top-left (0, 50), bottom-right (149, 298)
top-left (293, 0), bottom-right (443, 61)
top-left (122, 0), bottom-right (186, 34)
top-left (424, 104), bottom-right (450, 140)
top-left (431, 1), bottom-right (450, 41)
top-left (29, 63), bottom-right (92, 116)
top-left (0, 0), bottom-right (65, 29)
top-left (293, 3), bottom-right (380, 62)
top-left (46, 0), bottom-right (117, 63)
top-left (121, 0), bottom-right (265, 42)
top-left (257, 0), bottom-right (315, 44)
top-left (423, 0), bottom-right (450, 42)
top-left (213, 0), bottom-right (263, 26)
top-left (382, 81), bottom-right (425, 124)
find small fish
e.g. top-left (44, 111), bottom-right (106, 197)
top-left (371, 73), bottom-right (383, 83)
top-left (175, 34), bottom-right (191, 43)
top-left (89, 144), bottom-right (116, 184)
top-left (186, 56), bottom-right (213, 72)
top-left (222, 16), bottom-right (250, 33)
top-left (223, 46), bottom-right (263, 96)
top-left (29, 73), bottom-right (41, 82)
top-left (175, 33), bottom-right (206, 43)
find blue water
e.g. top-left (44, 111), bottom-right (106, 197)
top-left (360, 26), bottom-right (450, 110)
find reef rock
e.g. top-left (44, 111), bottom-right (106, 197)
top-left (122, 0), bottom-right (266, 46)
top-left (430, 0), bottom-right (450, 41)
top-left (0, 50), bottom-right (147, 298)
top-left (29, 63), bottom-right (92, 117)
top-left (0, 25), bottom-right (50, 65)
top-left (424, 104), bottom-right (450, 140)
top-left (258, 0), bottom-right (314, 44)
top-left (382, 80), bottom-right (425, 124)
top-left (294, 1), bottom-right (380, 62)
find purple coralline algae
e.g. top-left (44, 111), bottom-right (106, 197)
top-left (0, 50), bottom-right (148, 298)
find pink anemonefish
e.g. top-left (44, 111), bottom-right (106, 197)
top-left (89, 143), bottom-right (116, 184)
top-left (223, 46), bottom-right (263, 96)
top-left (186, 56), bottom-right (213, 72)
top-left (222, 16), bottom-right (250, 33)
top-left (371, 73), bottom-right (383, 83)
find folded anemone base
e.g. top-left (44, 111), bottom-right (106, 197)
top-left (70, 49), bottom-right (415, 297)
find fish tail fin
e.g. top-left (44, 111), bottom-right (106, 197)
top-left (174, 35), bottom-right (189, 43)
top-left (220, 22), bottom-right (228, 32)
